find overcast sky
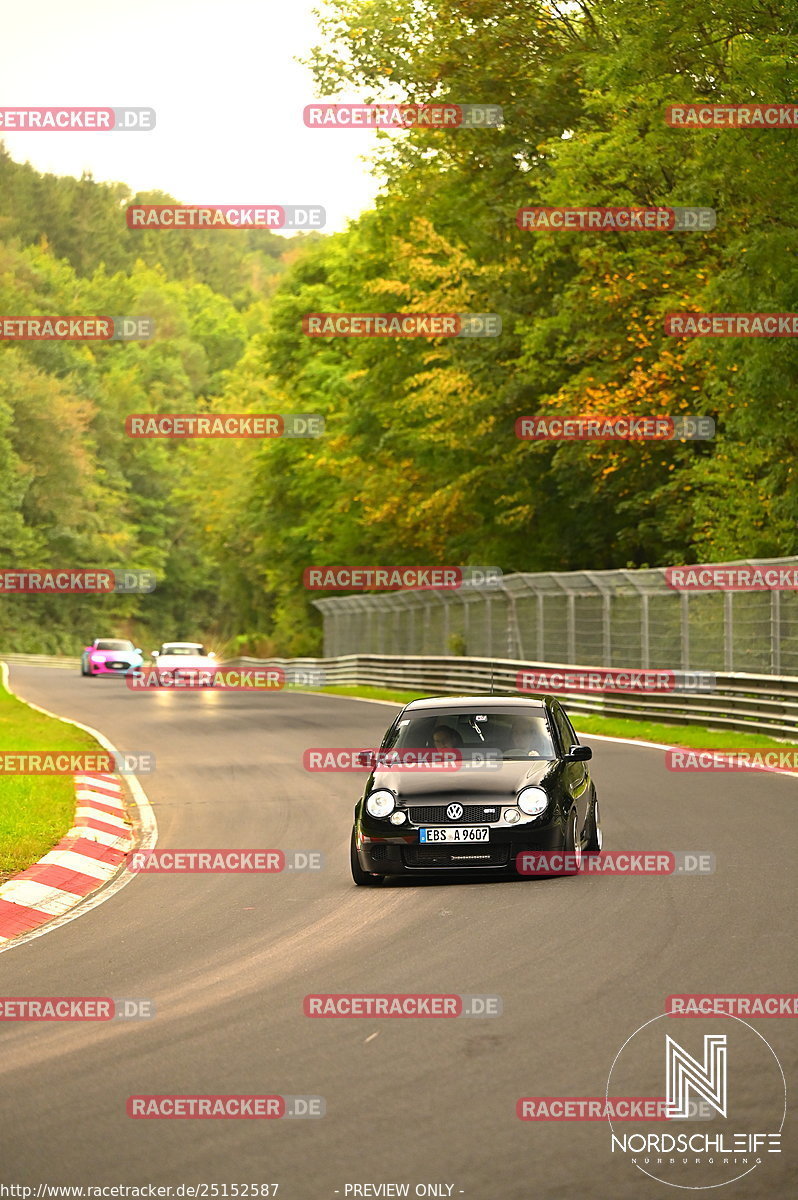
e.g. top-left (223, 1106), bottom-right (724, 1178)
top-left (0, 0), bottom-right (383, 233)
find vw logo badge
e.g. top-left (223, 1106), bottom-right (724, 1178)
top-left (446, 803), bottom-right (464, 820)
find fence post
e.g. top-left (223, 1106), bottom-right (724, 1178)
top-left (537, 592), bottom-right (544, 661)
top-left (641, 593), bottom-right (650, 669)
top-left (724, 592), bottom-right (734, 673)
top-left (771, 590), bottom-right (781, 675)
top-left (681, 593), bottom-right (690, 671)
top-left (504, 586), bottom-right (522, 658)
top-left (567, 594), bottom-right (576, 664)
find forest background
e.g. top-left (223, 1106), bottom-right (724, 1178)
top-left (0, 0), bottom-right (794, 655)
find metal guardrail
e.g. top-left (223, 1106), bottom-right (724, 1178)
top-left (5, 652), bottom-right (796, 738)
top-left (228, 655), bottom-right (798, 739)
top-left (0, 653), bottom-right (80, 669)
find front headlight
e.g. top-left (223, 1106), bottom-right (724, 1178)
top-left (91, 654), bottom-right (105, 662)
top-left (517, 786), bottom-right (548, 817)
top-left (365, 789), bottom-right (396, 818)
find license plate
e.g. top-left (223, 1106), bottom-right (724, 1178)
top-left (419, 826), bottom-right (490, 844)
top-left (109, 662), bottom-right (127, 669)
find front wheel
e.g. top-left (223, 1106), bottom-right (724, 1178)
top-left (585, 797), bottom-right (602, 852)
top-left (350, 828), bottom-right (384, 886)
top-left (562, 809), bottom-right (583, 875)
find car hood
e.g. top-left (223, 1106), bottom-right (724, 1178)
top-left (90, 648), bottom-right (141, 661)
top-left (369, 756), bottom-right (555, 800)
top-left (156, 655), bottom-right (214, 669)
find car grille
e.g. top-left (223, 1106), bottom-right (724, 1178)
top-left (403, 845), bottom-right (510, 868)
top-left (107, 661), bottom-right (128, 670)
top-left (369, 845), bottom-right (389, 861)
top-left (406, 804), bottom-right (503, 825)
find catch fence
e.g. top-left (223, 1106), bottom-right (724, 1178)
top-left (313, 559), bottom-right (798, 676)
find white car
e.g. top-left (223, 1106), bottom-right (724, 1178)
top-left (150, 642), bottom-right (217, 686)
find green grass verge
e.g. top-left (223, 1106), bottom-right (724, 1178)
top-left (0, 680), bottom-right (105, 882)
top-left (566, 713), bottom-right (798, 750)
top-left (306, 685), bottom-right (798, 751)
top-left (307, 684), bottom-right (428, 704)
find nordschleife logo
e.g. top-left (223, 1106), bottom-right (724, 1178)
top-left (606, 1012), bottom-right (785, 1189)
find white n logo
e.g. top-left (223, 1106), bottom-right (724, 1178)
top-left (666, 1034), bottom-right (727, 1118)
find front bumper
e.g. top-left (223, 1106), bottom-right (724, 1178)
top-left (89, 660), bottom-right (142, 675)
top-left (156, 668), bottom-right (217, 685)
top-left (354, 820), bottom-right (565, 874)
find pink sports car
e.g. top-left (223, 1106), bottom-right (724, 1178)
top-left (81, 638), bottom-right (144, 677)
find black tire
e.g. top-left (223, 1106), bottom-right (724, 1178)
top-left (585, 796), bottom-right (602, 853)
top-left (562, 808), bottom-right (583, 875)
top-left (350, 828), bottom-right (384, 886)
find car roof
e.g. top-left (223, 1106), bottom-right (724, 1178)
top-left (402, 695), bottom-right (552, 710)
top-left (161, 642), bottom-right (205, 649)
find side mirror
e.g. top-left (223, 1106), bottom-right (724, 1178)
top-left (151, 650), bottom-right (160, 658)
top-left (208, 651), bottom-right (216, 658)
top-left (565, 744), bottom-right (592, 762)
top-left (134, 648), bottom-right (142, 654)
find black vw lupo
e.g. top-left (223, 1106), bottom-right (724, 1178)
top-left (350, 695), bottom-right (601, 884)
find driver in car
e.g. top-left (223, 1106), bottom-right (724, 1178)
top-left (432, 725), bottom-right (463, 750)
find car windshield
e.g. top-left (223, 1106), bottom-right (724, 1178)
top-left (383, 707), bottom-right (555, 760)
top-left (96, 640), bottom-right (134, 651)
top-left (162, 645), bottom-right (206, 656)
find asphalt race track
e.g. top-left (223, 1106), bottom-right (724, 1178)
top-left (1, 664), bottom-right (796, 1198)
